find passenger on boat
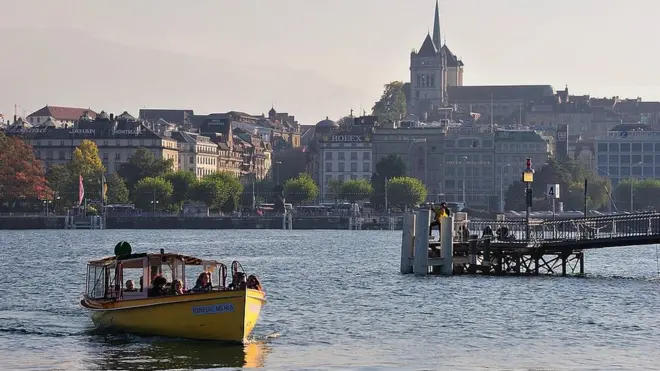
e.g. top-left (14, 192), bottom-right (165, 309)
top-left (229, 272), bottom-right (247, 290)
top-left (148, 275), bottom-right (168, 297)
top-left (124, 280), bottom-right (137, 292)
top-left (246, 275), bottom-right (262, 291)
top-left (482, 226), bottom-right (494, 239)
top-left (171, 279), bottom-right (184, 295)
top-left (191, 272), bottom-right (212, 293)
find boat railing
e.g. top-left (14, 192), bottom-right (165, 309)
top-left (219, 263), bottom-right (228, 289)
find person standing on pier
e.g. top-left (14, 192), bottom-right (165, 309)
top-left (429, 203), bottom-right (449, 237)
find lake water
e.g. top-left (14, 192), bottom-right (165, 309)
top-left (1, 229), bottom-right (659, 370)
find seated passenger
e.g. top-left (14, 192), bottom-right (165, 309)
top-left (124, 280), bottom-right (137, 292)
top-left (246, 275), bottom-right (262, 291)
top-left (191, 272), bottom-right (212, 293)
top-left (148, 275), bottom-right (168, 297)
top-left (171, 279), bottom-right (184, 295)
top-left (228, 272), bottom-right (247, 290)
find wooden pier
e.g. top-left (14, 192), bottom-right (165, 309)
top-left (400, 209), bottom-right (660, 276)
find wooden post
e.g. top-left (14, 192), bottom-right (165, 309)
top-left (468, 235), bottom-right (478, 274)
top-left (440, 215), bottom-right (454, 276)
top-left (482, 237), bottom-right (491, 274)
top-left (413, 209), bottom-right (431, 276)
top-left (400, 213), bottom-right (415, 274)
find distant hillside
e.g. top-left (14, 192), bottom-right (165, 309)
top-left (0, 28), bottom-right (368, 124)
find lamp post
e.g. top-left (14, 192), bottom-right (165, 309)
top-left (630, 161), bottom-right (643, 212)
top-left (499, 164), bottom-right (511, 213)
top-left (595, 166), bottom-right (614, 214)
top-left (461, 156), bottom-right (468, 206)
top-left (275, 161), bottom-right (282, 184)
top-left (521, 158), bottom-right (535, 241)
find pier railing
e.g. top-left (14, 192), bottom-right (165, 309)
top-left (466, 212), bottom-right (660, 245)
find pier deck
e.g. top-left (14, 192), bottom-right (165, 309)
top-left (402, 211), bottom-right (660, 276)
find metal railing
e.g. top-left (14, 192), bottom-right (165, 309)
top-left (465, 212), bottom-right (660, 245)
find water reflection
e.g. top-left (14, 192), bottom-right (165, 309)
top-left (87, 334), bottom-right (271, 370)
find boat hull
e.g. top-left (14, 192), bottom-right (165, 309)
top-left (82, 289), bottom-right (265, 343)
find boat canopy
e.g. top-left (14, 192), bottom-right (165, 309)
top-left (87, 253), bottom-right (221, 267)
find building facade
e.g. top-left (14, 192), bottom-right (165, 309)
top-left (371, 120), bottom-right (445, 199)
top-left (595, 124), bottom-right (660, 187)
top-left (316, 117), bottom-right (375, 201)
top-left (4, 111), bottom-right (179, 173)
top-left (171, 131), bottom-right (219, 178)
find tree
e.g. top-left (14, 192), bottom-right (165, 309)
top-left (188, 178), bottom-right (225, 209)
top-left (371, 154), bottom-right (407, 209)
top-left (284, 173), bottom-right (319, 205)
top-left (118, 147), bottom-right (174, 191)
top-left (372, 81), bottom-right (407, 122)
top-left (339, 179), bottom-right (373, 203)
top-left (133, 177), bottom-right (173, 211)
top-left (163, 170), bottom-right (197, 209)
top-left (106, 173), bottom-right (130, 204)
top-left (205, 172), bottom-right (244, 213)
top-left (46, 164), bottom-right (76, 204)
top-left (0, 132), bottom-right (51, 201)
top-left (70, 139), bottom-right (105, 202)
top-left (327, 179), bottom-right (343, 203)
top-left (503, 158), bottom-right (609, 211)
top-left (387, 177), bottom-right (427, 209)
top-left (614, 179), bottom-right (660, 212)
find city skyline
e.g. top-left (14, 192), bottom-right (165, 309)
top-left (1, 0), bottom-right (657, 124)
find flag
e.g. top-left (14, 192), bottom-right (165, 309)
top-left (102, 174), bottom-right (108, 203)
top-left (78, 175), bottom-right (85, 207)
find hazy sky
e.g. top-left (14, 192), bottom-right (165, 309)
top-left (1, 0), bottom-right (658, 124)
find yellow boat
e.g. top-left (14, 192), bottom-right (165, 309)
top-left (80, 241), bottom-right (266, 343)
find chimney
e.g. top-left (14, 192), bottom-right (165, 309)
top-left (110, 113), bottom-right (114, 121)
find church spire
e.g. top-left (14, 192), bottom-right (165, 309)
top-left (432, 0), bottom-right (441, 49)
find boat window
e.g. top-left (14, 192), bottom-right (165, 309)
top-left (86, 265), bottom-right (106, 299)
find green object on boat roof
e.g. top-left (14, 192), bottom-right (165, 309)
top-left (114, 241), bottom-right (132, 256)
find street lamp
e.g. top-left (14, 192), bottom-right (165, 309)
top-left (275, 161), bottom-right (282, 184)
top-left (461, 156), bottom-right (468, 206)
top-left (499, 164), bottom-right (511, 213)
top-left (595, 166), bottom-right (614, 214)
top-left (631, 161), bottom-right (643, 212)
top-left (521, 158), bottom-right (534, 240)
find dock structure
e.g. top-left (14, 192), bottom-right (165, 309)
top-left (400, 209), bottom-right (660, 276)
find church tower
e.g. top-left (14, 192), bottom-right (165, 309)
top-left (407, 1), bottom-right (447, 120)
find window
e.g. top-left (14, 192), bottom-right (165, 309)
top-left (632, 154), bottom-right (642, 163)
top-left (350, 163), bottom-right (358, 172)
top-left (621, 167), bottom-right (630, 176)
top-left (644, 166), bottom-right (654, 176)
top-left (609, 155), bottom-right (618, 164)
top-left (189, 157), bottom-right (194, 164)
top-left (338, 163), bottom-right (345, 172)
top-left (363, 162), bottom-right (370, 172)
top-left (632, 143), bottom-right (642, 152)
top-left (350, 152), bottom-right (358, 160)
top-left (351, 175), bottom-right (358, 180)
top-left (643, 155), bottom-right (654, 164)
top-left (363, 152), bottom-right (371, 160)
top-left (644, 143), bottom-right (654, 152)
top-left (620, 154), bottom-right (630, 164)
top-left (597, 143), bottom-right (608, 152)
top-left (115, 153), bottom-right (121, 160)
top-left (325, 162), bottom-right (332, 172)
top-left (338, 175), bottom-right (345, 181)
top-left (325, 175), bottom-right (332, 185)
top-left (338, 152), bottom-right (345, 160)
top-left (325, 152), bottom-right (333, 160)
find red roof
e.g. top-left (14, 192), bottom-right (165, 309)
top-left (27, 105), bottom-right (97, 121)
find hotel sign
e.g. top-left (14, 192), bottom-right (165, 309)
top-left (114, 129), bottom-right (141, 135)
top-left (4, 127), bottom-right (48, 134)
top-left (70, 129), bottom-right (95, 135)
top-left (325, 134), bottom-right (370, 142)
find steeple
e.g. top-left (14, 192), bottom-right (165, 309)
top-left (432, 0), bottom-right (441, 49)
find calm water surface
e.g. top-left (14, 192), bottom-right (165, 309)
top-left (0, 229), bottom-right (659, 370)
